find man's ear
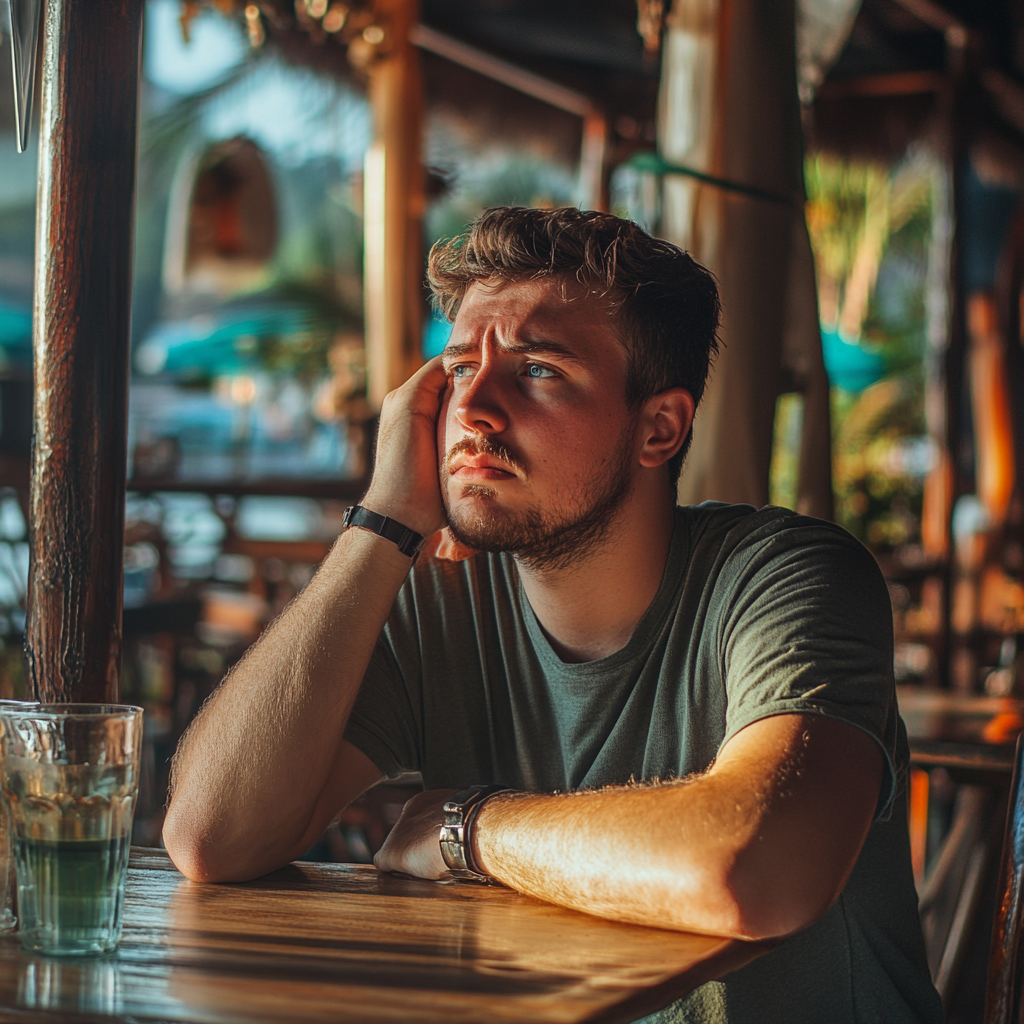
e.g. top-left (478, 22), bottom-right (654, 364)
top-left (637, 388), bottom-right (695, 469)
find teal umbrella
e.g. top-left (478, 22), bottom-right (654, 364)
top-left (820, 330), bottom-right (887, 393)
top-left (135, 304), bottom-right (312, 376)
top-left (0, 299), bottom-right (32, 369)
top-left (0, 301), bottom-right (30, 345)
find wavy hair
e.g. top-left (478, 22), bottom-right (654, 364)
top-left (427, 207), bottom-right (721, 482)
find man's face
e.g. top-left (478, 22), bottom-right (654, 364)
top-left (438, 277), bottom-right (640, 571)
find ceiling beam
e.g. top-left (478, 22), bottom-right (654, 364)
top-left (410, 23), bottom-right (608, 210)
top-left (410, 23), bottom-right (596, 118)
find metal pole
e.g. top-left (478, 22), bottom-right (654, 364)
top-left (26, 0), bottom-right (143, 703)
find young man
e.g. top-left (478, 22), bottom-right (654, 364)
top-left (164, 208), bottom-right (942, 1023)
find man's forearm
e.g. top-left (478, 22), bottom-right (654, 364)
top-left (471, 779), bottom-right (761, 937)
top-left (162, 527), bottom-right (411, 882)
top-left (469, 715), bottom-right (882, 940)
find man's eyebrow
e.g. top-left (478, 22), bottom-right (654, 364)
top-left (442, 338), bottom-right (582, 362)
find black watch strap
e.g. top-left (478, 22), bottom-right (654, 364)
top-left (343, 505), bottom-right (425, 560)
top-left (440, 784), bottom-right (513, 881)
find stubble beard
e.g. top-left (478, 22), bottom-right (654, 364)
top-left (442, 426), bottom-right (637, 575)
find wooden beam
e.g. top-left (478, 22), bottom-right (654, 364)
top-left (409, 23), bottom-right (594, 117)
top-left (27, 0), bottom-right (143, 703)
top-left (982, 69), bottom-right (1024, 139)
top-left (363, 0), bottom-right (425, 409)
top-left (409, 23), bottom-right (608, 210)
top-left (888, 0), bottom-right (969, 45)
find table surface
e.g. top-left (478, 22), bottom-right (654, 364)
top-left (897, 686), bottom-right (1024, 775)
top-left (0, 848), bottom-right (768, 1024)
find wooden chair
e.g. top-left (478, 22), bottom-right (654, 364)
top-left (985, 733), bottom-right (1024, 1023)
top-left (919, 782), bottom-right (995, 1002)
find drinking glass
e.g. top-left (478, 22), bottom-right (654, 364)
top-left (0, 704), bottom-right (143, 956)
top-left (0, 699), bottom-right (38, 931)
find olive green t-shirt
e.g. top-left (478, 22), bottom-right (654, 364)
top-left (344, 502), bottom-right (943, 1024)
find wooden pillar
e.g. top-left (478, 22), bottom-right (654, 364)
top-left (579, 112), bottom-right (609, 212)
top-left (26, 0), bottom-right (143, 703)
top-left (364, 0), bottom-right (425, 408)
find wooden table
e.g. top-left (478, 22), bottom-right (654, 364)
top-left (898, 685), bottom-right (1024, 779)
top-left (0, 849), bottom-right (768, 1024)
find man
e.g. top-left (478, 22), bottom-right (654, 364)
top-left (164, 208), bottom-right (942, 1023)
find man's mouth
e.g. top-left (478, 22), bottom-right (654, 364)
top-left (445, 439), bottom-right (524, 481)
top-left (449, 456), bottom-right (517, 480)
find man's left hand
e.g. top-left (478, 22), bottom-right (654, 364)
top-left (373, 789), bottom-right (456, 880)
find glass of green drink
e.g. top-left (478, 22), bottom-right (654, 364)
top-left (0, 704), bottom-right (143, 956)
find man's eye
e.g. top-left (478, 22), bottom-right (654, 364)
top-left (526, 363), bottom-right (557, 379)
top-left (450, 364), bottom-right (474, 379)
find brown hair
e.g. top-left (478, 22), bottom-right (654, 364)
top-left (427, 206), bottom-right (721, 483)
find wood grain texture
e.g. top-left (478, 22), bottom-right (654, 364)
top-left (0, 849), bottom-right (769, 1024)
top-left (26, 0), bottom-right (143, 703)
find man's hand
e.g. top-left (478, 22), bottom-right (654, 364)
top-left (164, 355), bottom-right (453, 884)
top-left (362, 356), bottom-right (450, 537)
top-left (374, 789), bottom-right (456, 880)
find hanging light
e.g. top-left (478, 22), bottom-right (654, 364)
top-left (323, 5), bottom-right (348, 33)
top-left (6, 0), bottom-right (43, 153)
top-left (244, 3), bottom-right (265, 47)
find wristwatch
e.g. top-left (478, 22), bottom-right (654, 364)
top-left (439, 784), bottom-right (513, 881)
top-left (342, 505), bottom-right (425, 560)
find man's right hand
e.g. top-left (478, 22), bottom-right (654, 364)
top-left (361, 355), bottom-right (450, 537)
top-left (164, 355), bottom-right (453, 884)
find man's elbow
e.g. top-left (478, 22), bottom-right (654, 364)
top-left (162, 804), bottom-right (243, 883)
top-left (720, 863), bottom-right (839, 941)
top-left (163, 817), bottom-right (215, 882)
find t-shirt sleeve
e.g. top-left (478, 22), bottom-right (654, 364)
top-left (716, 519), bottom-right (901, 818)
top-left (342, 584), bottom-right (424, 779)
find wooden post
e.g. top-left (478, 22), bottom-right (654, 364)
top-left (26, 0), bottom-right (143, 703)
top-left (364, 0), bottom-right (425, 408)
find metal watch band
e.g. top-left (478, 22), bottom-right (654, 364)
top-left (439, 784), bottom-right (513, 881)
top-left (343, 505), bottom-right (425, 560)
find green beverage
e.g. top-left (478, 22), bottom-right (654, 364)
top-left (14, 835), bottom-right (131, 955)
top-left (0, 704), bottom-right (142, 957)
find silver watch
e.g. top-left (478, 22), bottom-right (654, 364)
top-left (439, 784), bottom-right (512, 881)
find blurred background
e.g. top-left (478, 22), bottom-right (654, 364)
top-left (2, 2), bottom-right (1024, 1013)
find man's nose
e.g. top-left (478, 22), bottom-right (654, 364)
top-left (452, 366), bottom-right (509, 435)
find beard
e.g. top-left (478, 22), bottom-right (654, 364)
top-left (441, 428), bottom-right (636, 574)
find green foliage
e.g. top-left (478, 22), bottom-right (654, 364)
top-left (425, 154), bottom-right (577, 247)
top-left (252, 278), bottom-right (361, 380)
top-left (771, 152), bottom-right (935, 549)
top-left (769, 393), bottom-right (804, 511)
top-left (140, 57), bottom-right (262, 163)
top-left (831, 377), bottom-right (926, 546)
